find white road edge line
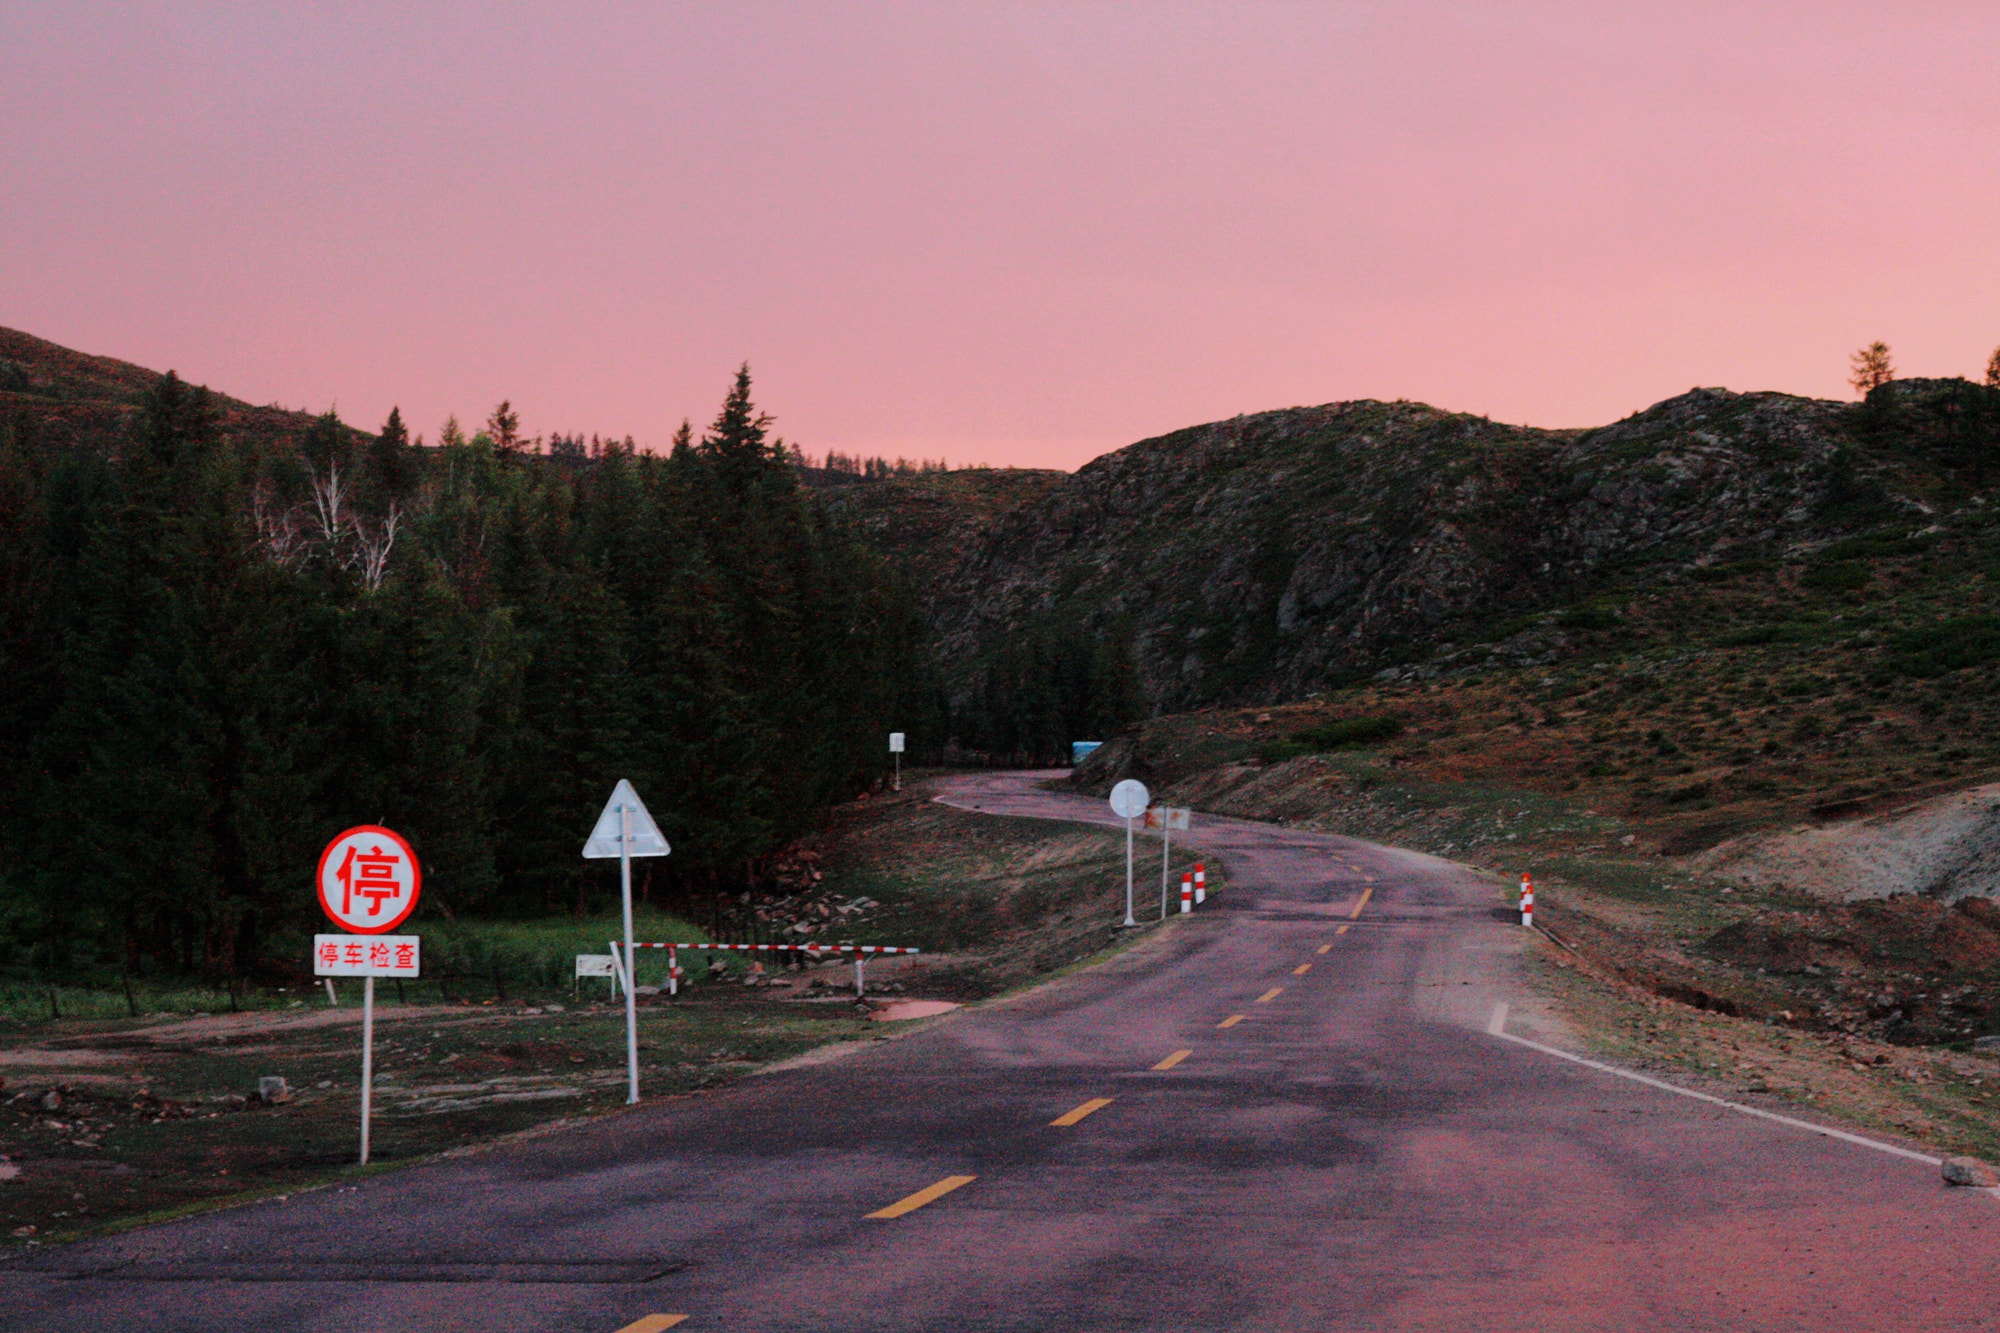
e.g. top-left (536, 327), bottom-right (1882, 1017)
top-left (1486, 1002), bottom-right (1946, 1169)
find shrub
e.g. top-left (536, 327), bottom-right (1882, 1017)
top-left (1888, 616), bottom-right (2000, 678)
top-left (1722, 624), bottom-right (1810, 647)
top-left (1820, 532), bottom-right (1933, 562)
top-left (1295, 715), bottom-right (1405, 750)
top-left (1801, 562), bottom-right (1870, 592)
top-left (1256, 739), bottom-right (1315, 764)
top-left (1263, 716), bottom-right (1406, 761)
top-left (1556, 606), bottom-right (1621, 631)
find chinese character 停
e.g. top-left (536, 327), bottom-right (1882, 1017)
top-left (336, 842), bottom-right (404, 918)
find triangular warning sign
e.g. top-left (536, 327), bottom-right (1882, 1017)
top-left (582, 780), bottom-right (671, 859)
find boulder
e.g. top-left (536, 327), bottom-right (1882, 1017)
top-left (1941, 1156), bottom-right (1998, 1187)
top-left (257, 1076), bottom-right (292, 1105)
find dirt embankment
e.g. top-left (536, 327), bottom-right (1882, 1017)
top-left (1700, 782), bottom-right (2000, 902)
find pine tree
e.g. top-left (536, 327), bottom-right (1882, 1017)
top-left (301, 409), bottom-right (352, 477)
top-left (486, 401), bottom-right (522, 453)
top-left (699, 365), bottom-right (777, 490)
top-left (371, 406), bottom-right (412, 498)
top-left (1850, 342), bottom-right (1895, 397)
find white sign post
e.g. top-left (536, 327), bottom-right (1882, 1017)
top-left (583, 780), bottom-right (670, 1105)
top-left (1145, 806), bottom-right (1192, 919)
top-left (1108, 780), bottom-right (1150, 927)
top-left (313, 826), bottom-right (421, 1167)
top-left (889, 732), bottom-right (905, 791)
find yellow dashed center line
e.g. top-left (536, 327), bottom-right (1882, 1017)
top-left (1349, 886), bottom-right (1373, 919)
top-left (1051, 1097), bottom-right (1113, 1126)
top-left (867, 1175), bottom-right (978, 1219)
top-left (1292, 963), bottom-right (1311, 976)
top-left (1217, 1014), bottom-right (1246, 1028)
top-left (1152, 1049), bottom-right (1193, 1071)
top-left (616, 1317), bottom-right (689, 1333)
top-left (1335, 924), bottom-right (1350, 936)
top-left (1255, 987), bottom-right (1283, 1004)
top-left (1316, 943), bottom-right (1333, 954)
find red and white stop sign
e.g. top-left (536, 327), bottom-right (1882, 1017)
top-left (316, 826), bottom-right (422, 934)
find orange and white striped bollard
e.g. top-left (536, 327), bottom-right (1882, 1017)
top-left (1194, 863), bottom-right (1206, 904)
top-left (1520, 873), bottom-right (1534, 928)
top-left (1180, 872), bottom-right (1193, 914)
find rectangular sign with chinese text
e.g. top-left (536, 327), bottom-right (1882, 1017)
top-left (313, 934), bottom-right (421, 977)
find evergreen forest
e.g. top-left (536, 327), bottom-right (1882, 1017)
top-left (0, 367), bottom-right (939, 987)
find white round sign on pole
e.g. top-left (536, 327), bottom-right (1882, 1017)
top-left (1109, 780), bottom-right (1150, 819)
top-left (1109, 779), bottom-right (1149, 928)
top-left (316, 825), bottom-right (422, 934)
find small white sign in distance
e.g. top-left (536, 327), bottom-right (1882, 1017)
top-left (575, 954), bottom-right (617, 978)
top-left (582, 779), bottom-right (671, 859)
top-left (1109, 779), bottom-right (1150, 820)
top-left (1144, 806), bottom-right (1192, 831)
top-left (888, 732), bottom-right (905, 754)
top-left (313, 934), bottom-right (420, 977)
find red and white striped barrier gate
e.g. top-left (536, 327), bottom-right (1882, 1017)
top-left (1519, 874), bottom-right (1534, 928)
top-left (1179, 872), bottom-right (1193, 914)
top-left (618, 941), bottom-right (922, 997)
top-left (1194, 862), bottom-right (1206, 904)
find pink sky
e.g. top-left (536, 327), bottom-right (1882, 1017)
top-left (5, 3), bottom-right (1999, 470)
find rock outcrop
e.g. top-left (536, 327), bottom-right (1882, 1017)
top-left (898, 385), bottom-right (1951, 711)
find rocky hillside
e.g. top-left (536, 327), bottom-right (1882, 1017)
top-left (810, 466), bottom-right (1066, 595)
top-left (0, 326), bottom-right (362, 457)
top-left (908, 383), bottom-right (1990, 713)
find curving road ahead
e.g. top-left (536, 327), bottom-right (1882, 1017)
top-left (6, 770), bottom-right (2000, 1332)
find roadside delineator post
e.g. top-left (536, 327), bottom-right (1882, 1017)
top-left (1180, 872), bottom-right (1193, 914)
top-left (1194, 863), bottom-right (1206, 905)
top-left (1147, 805), bottom-right (1190, 920)
top-left (1520, 873), bottom-right (1534, 928)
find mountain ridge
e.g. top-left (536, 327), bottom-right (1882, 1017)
top-left (879, 382), bottom-right (1957, 715)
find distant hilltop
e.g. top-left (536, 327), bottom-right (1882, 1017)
top-left (0, 325), bottom-right (369, 457)
top-left (833, 379), bottom-right (1999, 720)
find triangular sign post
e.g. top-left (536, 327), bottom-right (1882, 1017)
top-left (583, 780), bottom-right (670, 859)
top-left (582, 780), bottom-right (670, 1105)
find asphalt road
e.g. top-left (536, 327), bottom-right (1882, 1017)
top-left (7, 770), bottom-right (2000, 1332)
